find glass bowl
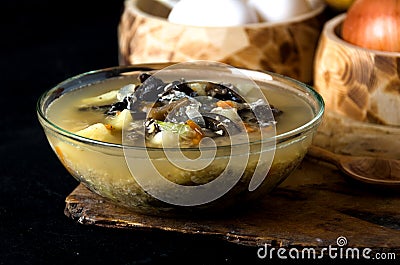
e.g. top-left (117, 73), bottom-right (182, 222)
top-left (37, 62), bottom-right (324, 216)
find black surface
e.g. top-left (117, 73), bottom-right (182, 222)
top-left (0, 1), bottom-right (395, 264)
top-left (0, 1), bottom-right (262, 264)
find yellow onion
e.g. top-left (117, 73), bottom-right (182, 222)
top-left (342, 0), bottom-right (400, 52)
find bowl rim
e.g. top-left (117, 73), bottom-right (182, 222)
top-left (37, 64), bottom-right (325, 151)
top-left (125, 0), bottom-right (326, 29)
top-left (324, 13), bottom-right (400, 57)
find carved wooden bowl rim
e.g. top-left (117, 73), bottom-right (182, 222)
top-left (124, 0), bottom-right (326, 29)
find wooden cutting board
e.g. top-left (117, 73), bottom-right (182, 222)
top-left (64, 157), bottom-right (400, 251)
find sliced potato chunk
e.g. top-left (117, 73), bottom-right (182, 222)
top-left (76, 123), bottom-right (119, 143)
top-left (80, 90), bottom-right (118, 106)
top-left (105, 109), bottom-right (133, 130)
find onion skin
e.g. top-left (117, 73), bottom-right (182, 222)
top-left (342, 0), bottom-right (400, 52)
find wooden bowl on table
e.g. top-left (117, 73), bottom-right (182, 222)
top-left (313, 14), bottom-right (400, 159)
top-left (118, 0), bottom-right (326, 84)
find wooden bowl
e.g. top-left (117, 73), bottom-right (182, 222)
top-left (313, 14), bottom-right (400, 158)
top-left (314, 14), bottom-right (400, 126)
top-left (118, 0), bottom-right (326, 84)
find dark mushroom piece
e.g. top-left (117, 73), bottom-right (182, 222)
top-left (161, 81), bottom-right (246, 103)
top-left (148, 97), bottom-right (190, 121)
top-left (204, 82), bottom-right (246, 103)
top-left (170, 82), bottom-right (199, 98)
top-left (128, 74), bottom-right (169, 110)
top-left (238, 104), bottom-right (282, 127)
top-left (105, 97), bottom-right (130, 115)
top-left (202, 113), bottom-right (243, 138)
top-left (144, 119), bottom-right (161, 140)
top-left (78, 104), bottom-right (113, 112)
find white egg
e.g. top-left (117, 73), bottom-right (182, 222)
top-left (168, 0), bottom-right (259, 27)
top-left (248, 0), bottom-right (311, 22)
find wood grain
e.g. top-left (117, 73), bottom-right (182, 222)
top-left (118, 0), bottom-right (326, 84)
top-left (65, 158), bottom-right (400, 250)
top-left (314, 14), bottom-right (400, 126)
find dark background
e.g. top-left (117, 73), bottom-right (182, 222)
top-left (0, 1), bottom-right (265, 264)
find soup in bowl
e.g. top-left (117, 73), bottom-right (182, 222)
top-left (37, 62), bottom-right (324, 216)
